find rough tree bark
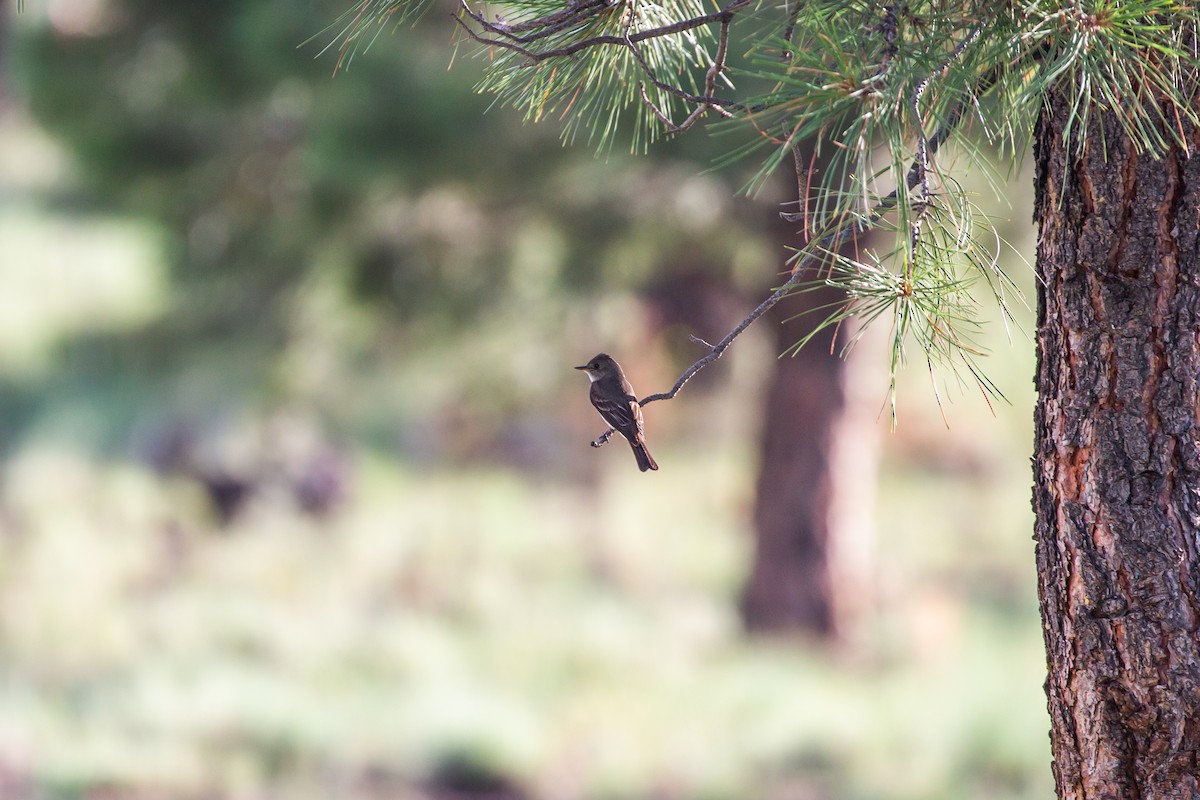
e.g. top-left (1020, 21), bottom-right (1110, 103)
top-left (1033, 88), bottom-right (1200, 797)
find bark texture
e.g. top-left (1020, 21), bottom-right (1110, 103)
top-left (1033, 91), bottom-right (1200, 798)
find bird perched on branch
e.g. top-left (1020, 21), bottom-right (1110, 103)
top-left (575, 353), bottom-right (658, 472)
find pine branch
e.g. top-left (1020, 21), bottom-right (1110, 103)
top-left (590, 80), bottom-right (981, 445)
top-left (589, 15), bottom-right (1016, 444)
top-left (451, 0), bottom-right (751, 148)
top-left (324, 0), bottom-right (1200, 428)
top-left (906, 24), bottom-right (983, 280)
top-left (486, 0), bottom-right (610, 38)
top-left (455, 0), bottom-right (746, 63)
top-left (633, 4), bottom-right (743, 133)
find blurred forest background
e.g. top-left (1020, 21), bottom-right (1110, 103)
top-left (0, 1), bottom-right (1050, 798)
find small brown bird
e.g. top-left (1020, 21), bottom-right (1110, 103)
top-left (575, 353), bottom-right (658, 472)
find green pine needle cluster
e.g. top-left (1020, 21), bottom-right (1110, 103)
top-left (470, 0), bottom-right (716, 151)
top-left (316, 1), bottom-right (427, 72)
top-left (784, 188), bottom-right (1021, 417)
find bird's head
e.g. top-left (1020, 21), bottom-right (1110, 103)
top-left (574, 353), bottom-right (619, 382)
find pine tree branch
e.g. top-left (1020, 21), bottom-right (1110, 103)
top-left (454, 0), bottom-right (749, 65)
top-left (907, 24), bottom-right (983, 276)
top-left (591, 54), bottom-right (994, 446)
top-left (486, 0), bottom-right (610, 38)
top-left (449, 5), bottom-right (1008, 444)
top-left (633, 6), bottom-right (742, 133)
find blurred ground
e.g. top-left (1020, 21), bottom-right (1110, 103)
top-left (0, 39), bottom-right (1050, 800)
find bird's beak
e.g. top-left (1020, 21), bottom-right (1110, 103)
top-left (574, 364), bottom-right (589, 371)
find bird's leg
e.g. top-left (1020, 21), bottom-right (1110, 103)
top-left (590, 428), bottom-right (616, 448)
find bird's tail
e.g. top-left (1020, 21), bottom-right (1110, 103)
top-left (631, 437), bottom-right (658, 472)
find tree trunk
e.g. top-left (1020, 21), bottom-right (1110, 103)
top-left (1033, 89), bottom-right (1200, 798)
top-left (740, 196), bottom-right (878, 640)
top-left (740, 293), bottom-right (877, 639)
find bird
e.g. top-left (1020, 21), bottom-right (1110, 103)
top-left (575, 353), bottom-right (658, 472)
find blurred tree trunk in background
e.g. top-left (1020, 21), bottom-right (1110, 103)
top-left (740, 211), bottom-right (878, 640)
top-left (1032, 94), bottom-right (1200, 797)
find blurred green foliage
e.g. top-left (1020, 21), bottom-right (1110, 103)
top-left (0, 434), bottom-right (1049, 800)
top-left (9, 0), bottom-right (768, 456)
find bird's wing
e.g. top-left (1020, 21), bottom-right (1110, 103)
top-left (593, 391), bottom-right (643, 437)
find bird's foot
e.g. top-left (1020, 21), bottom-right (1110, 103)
top-left (590, 428), bottom-right (616, 448)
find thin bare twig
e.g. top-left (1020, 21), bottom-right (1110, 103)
top-left (636, 205), bottom-right (879, 407)
top-left (910, 23), bottom-right (984, 191)
top-left (638, 82), bottom-right (678, 128)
